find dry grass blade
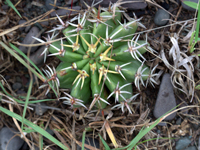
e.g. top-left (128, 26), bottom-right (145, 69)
top-left (104, 120), bottom-right (118, 148)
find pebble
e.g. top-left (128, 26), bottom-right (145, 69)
top-left (18, 20), bottom-right (26, 31)
top-left (176, 117), bottom-right (182, 125)
top-left (77, 137), bottom-right (99, 150)
top-left (175, 137), bottom-right (191, 150)
top-left (154, 9), bottom-right (170, 26)
top-left (12, 82), bottom-right (22, 90)
top-left (35, 103), bottom-right (48, 116)
top-left (46, 128), bottom-right (54, 136)
top-left (16, 76), bottom-right (21, 83)
top-left (29, 46), bottom-right (47, 66)
top-left (1, 5), bottom-right (9, 11)
top-left (40, 17), bottom-right (49, 26)
top-left (24, 25), bottom-right (32, 33)
top-left (120, 0), bottom-right (147, 10)
top-left (50, 6), bottom-right (81, 17)
top-left (182, 0), bottom-right (199, 11)
top-left (183, 146), bottom-right (197, 150)
top-left (16, 89), bottom-right (26, 95)
top-left (19, 26), bottom-right (41, 54)
top-left (0, 127), bottom-right (24, 150)
top-left (178, 102), bottom-right (189, 114)
top-left (80, 0), bottom-right (147, 10)
top-left (45, 0), bottom-right (62, 10)
top-left (66, 0), bottom-right (78, 6)
top-left (153, 73), bottom-right (177, 120)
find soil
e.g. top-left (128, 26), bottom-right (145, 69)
top-left (0, 0), bottom-right (200, 150)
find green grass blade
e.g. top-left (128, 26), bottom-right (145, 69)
top-left (0, 41), bottom-right (44, 81)
top-left (195, 1), bottom-right (200, 42)
top-left (39, 133), bottom-right (43, 150)
top-left (5, 0), bottom-right (22, 18)
top-left (21, 78), bottom-right (33, 130)
top-left (126, 119), bottom-right (160, 150)
top-left (98, 134), bottom-right (111, 150)
top-left (0, 41), bottom-right (58, 97)
top-left (183, 1), bottom-right (198, 9)
top-left (0, 106), bottom-right (68, 150)
top-left (9, 43), bottom-right (59, 97)
top-left (9, 43), bottom-right (45, 77)
top-left (81, 130), bottom-right (86, 150)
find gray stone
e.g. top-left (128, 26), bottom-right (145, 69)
top-left (25, 25), bottom-right (31, 33)
top-left (16, 76), bottom-right (21, 82)
top-left (1, 5), bottom-right (9, 11)
top-left (120, 0), bottom-right (147, 10)
top-left (77, 137), bottom-right (99, 150)
top-left (182, 0), bottom-right (199, 11)
top-left (46, 128), bottom-right (54, 136)
top-left (29, 46), bottom-right (47, 66)
top-left (153, 73), bottom-right (177, 120)
top-left (183, 146), bottom-right (197, 150)
top-left (35, 103), bottom-right (48, 116)
top-left (66, 0), bottom-right (78, 6)
top-left (176, 118), bottom-right (182, 125)
top-left (18, 20), bottom-right (26, 31)
top-left (45, 0), bottom-right (62, 10)
top-left (19, 26), bottom-right (41, 54)
top-left (154, 9), bottom-right (170, 26)
top-left (80, 0), bottom-right (147, 10)
top-left (175, 137), bottom-right (191, 150)
top-left (40, 17), bottom-right (49, 26)
top-left (50, 6), bottom-right (81, 17)
top-left (12, 82), bottom-right (22, 90)
top-left (0, 127), bottom-right (24, 150)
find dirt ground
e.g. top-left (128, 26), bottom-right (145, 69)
top-left (0, 0), bottom-right (200, 150)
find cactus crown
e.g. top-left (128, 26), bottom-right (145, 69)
top-left (37, 3), bottom-right (153, 113)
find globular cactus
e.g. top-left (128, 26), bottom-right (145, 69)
top-left (36, 3), bottom-right (153, 113)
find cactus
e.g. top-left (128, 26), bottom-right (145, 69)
top-left (36, 4), bottom-right (153, 113)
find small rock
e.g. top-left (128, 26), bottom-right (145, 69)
top-left (45, 0), bottom-right (62, 10)
top-left (182, 0), bottom-right (199, 11)
top-left (66, 0), bottom-right (78, 6)
top-left (161, 1), bottom-right (170, 10)
top-left (183, 146), bottom-right (197, 150)
top-left (77, 137), bottom-right (99, 150)
top-left (80, 0), bottom-right (147, 10)
top-left (50, 6), bottom-right (81, 17)
top-left (0, 127), bottom-right (24, 150)
top-left (12, 82), bottom-right (22, 90)
top-left (25, 25), bottom-right (32, 33)
top-left (178, 102), bottom-right (189, 114)
top-left (153, 73), bottom-right (177, 120)
top-left (16, 89), bottom-right (26, 95)
top-left (16, 76), bottom-right (21, 82)
top-left (1, 5), bottom-right (9, 11)
top-left (40, 17), bottom-right (49, 26)
top-left (30, 145), bottom-right (39, 150)
top-left (18, 20), bottom-right (26, 31)
top-left (157, 122), bottom-right (167, 126)
top-left (46, 128), bottom-right (54, 136)
top-left (35, 103), bottom-right (48, 116)
top-left (175, 137), bottom-right (191, 150)
top-left (154, 9), bottom-right (170, 26)
top-left (30, 46), bottom-right (47, 66)
top-left (121, 0), bottom-right (147, 10)
top-left (176, 118), bottom-right (182, 125)
top-left (19, 26), bottom-right (41, 54)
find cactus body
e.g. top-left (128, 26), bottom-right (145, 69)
top-left (46, 6), bottom-right (150, 109)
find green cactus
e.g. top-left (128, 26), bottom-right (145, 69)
top-left (36, 4), bottom-right (155, 113)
